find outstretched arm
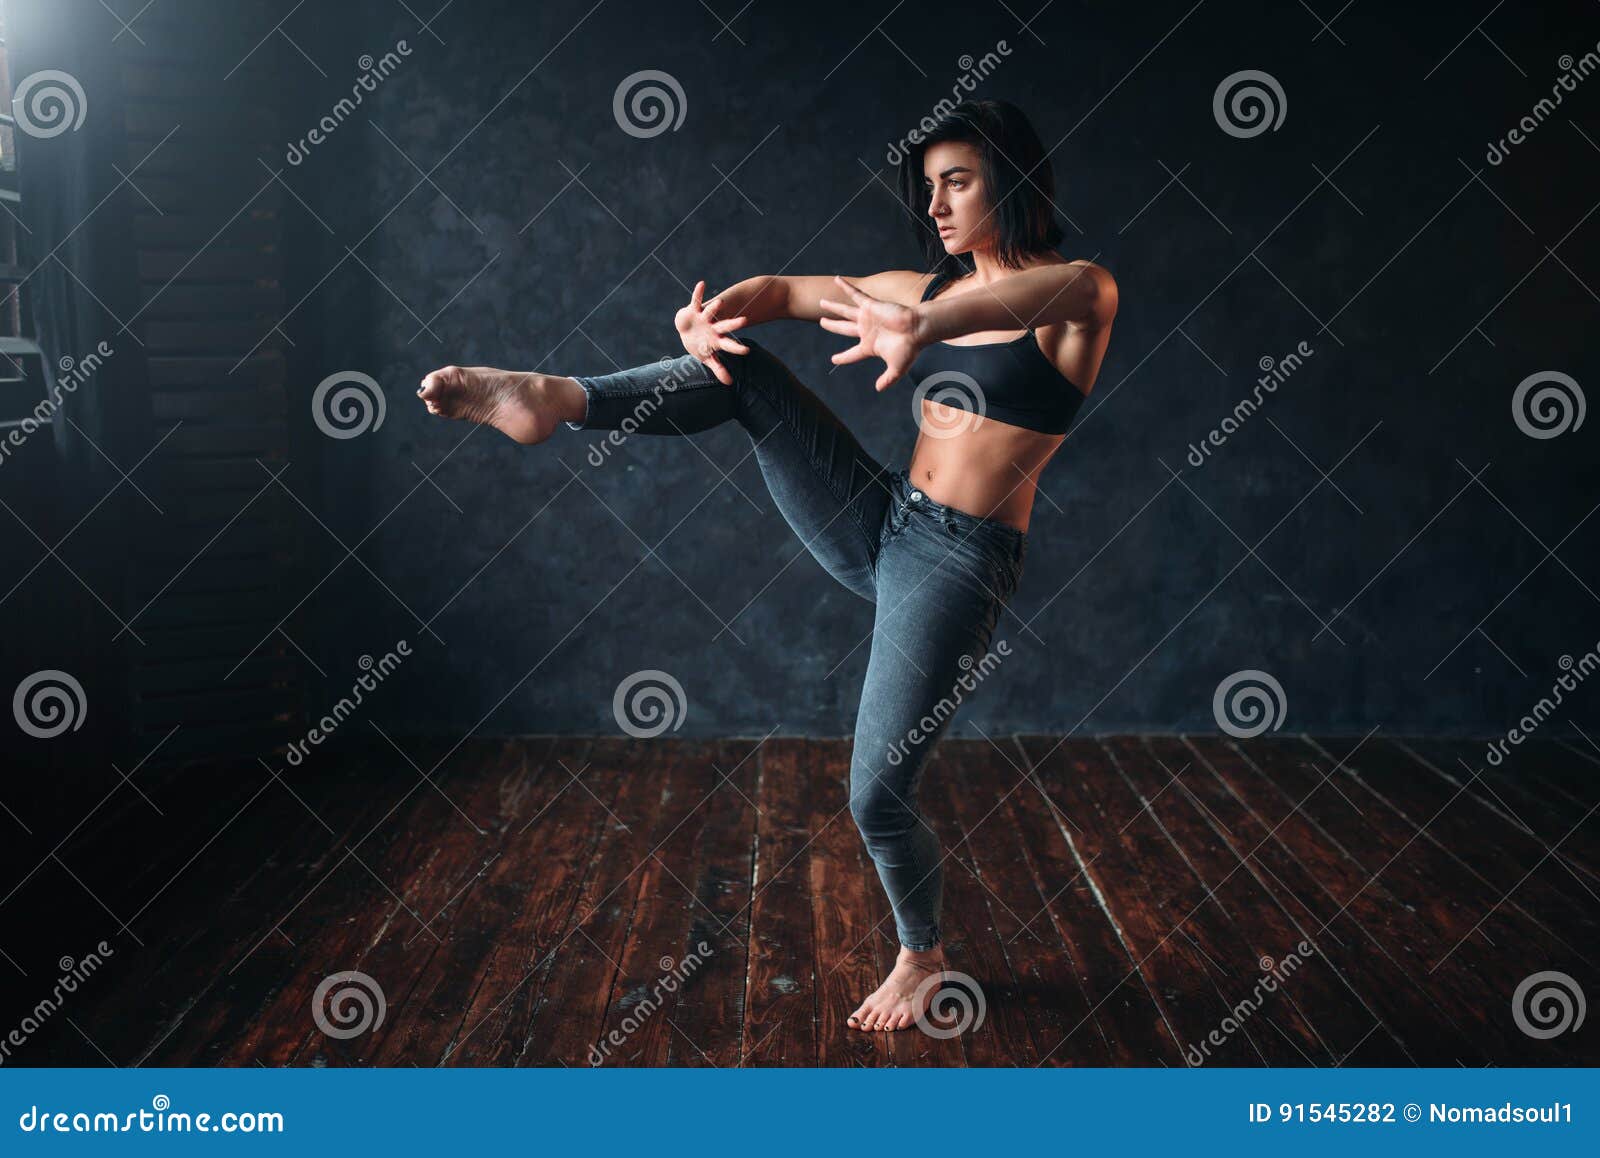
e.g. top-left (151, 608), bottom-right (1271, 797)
top-left (914, 260), bottom-right (1118, 343)
top-left (702, 270), bottom-right (928, 324)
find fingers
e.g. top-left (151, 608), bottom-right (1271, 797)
top-left (817, 296), bottom-right (855, 318)
top-left (829, 343), bottom-right (869, 366)
top-left (874, 368), bottom-right (900, 393)
top-left (719, 336), bottom-right (751, 355)
top-left (817, 315), bottom-right (858, 337)
top-left (703, 353), bottom-right (732, 385)
top-left (833, 274), bottom-right (865, 300)
top-left (711, 315), bottom-right (747, 333)
top-left (691, 279), bottom-right (705, 309)
top-left (703, 295), bottom-right (722, 321)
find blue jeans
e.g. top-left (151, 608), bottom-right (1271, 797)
top-left (567, 337), bottom-right (1027, 950)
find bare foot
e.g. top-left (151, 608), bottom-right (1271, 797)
top-left (416, 364), bottom-right (578, 445)
top-left (847, 944), bottom-right (947, 1032)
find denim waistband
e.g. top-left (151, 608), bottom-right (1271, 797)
top-left (888, 467), bottom-right (1029, 550)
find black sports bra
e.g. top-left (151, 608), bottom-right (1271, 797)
top-left (906, 270), bottom-right (1088, 435)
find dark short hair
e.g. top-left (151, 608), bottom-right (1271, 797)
top-left (896, 99), bottom-right (1064, 274)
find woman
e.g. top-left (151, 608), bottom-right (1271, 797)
top-left (418, 99), bottom-right (1118, 1034)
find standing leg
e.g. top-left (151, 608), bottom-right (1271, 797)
top-left (844, 497), bottom-right (1024, 1032)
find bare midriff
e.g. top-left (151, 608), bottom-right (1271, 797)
top-left (906, 405), bottom-right (1067, 535)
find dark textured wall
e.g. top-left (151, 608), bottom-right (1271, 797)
top-left (292, 0), bottom-right (1598, 738)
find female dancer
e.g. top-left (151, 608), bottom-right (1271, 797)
top-left (417, 99), bottom-right (1118, 1034)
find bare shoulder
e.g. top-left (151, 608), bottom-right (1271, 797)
top-left (1034, 258), bottom-right (1118, 396)
top-left (1066, 259), bottom-right (1119, 320)
top-left (852, 268), bottom-right (938, 307)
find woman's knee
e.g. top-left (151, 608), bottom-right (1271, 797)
top-left (848, 760), bottom-right (918, 838)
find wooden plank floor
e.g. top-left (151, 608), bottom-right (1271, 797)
top-left (11, 735), bottom-right (1599, 1066)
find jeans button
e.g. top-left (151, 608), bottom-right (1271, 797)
top-left (910, 489), bottom-right (922, 502)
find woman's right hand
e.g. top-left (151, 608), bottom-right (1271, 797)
top-left (675, 279), bottom-right (750, 385)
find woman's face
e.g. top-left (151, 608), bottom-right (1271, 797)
top-left (923, 140), bottom-right (991, 254)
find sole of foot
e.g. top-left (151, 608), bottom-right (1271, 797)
top-left (417, 364), bottom-right (568, 445)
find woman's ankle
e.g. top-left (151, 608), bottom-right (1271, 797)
top-left (540, 374), bottom-right (588, 425)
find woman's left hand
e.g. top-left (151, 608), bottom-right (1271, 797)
top-left (818, 275), bottom-right (925, 392)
